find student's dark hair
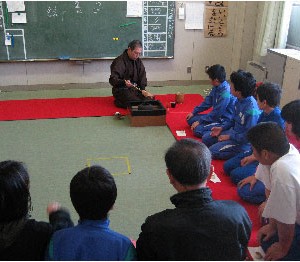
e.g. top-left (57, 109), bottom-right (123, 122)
top-left (165, 139), bottom-right (211, 185)
top-left (256, 82), bottom-right (281, 107)
top-left (128, 40), bottom-right (142, 50)
top-left (206, 64), bottom-right (226, 83)
top-left (230, 70), bottom-right (256, 98)
top-left (70, 165), bottom-right (117, 220)
top-left (0, 160), bottom-right (31, 223)
top-left (281, 99), bottom-right (300, 139)
top-left (247, 122), bottom-right (289, 156)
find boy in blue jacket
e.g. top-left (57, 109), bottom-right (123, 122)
top-left (186, 64), bottom-right (236, 138)
top-left (224, 82), bottom-right (285, 186)
top-left (202, 70), bottom-right (260, 160)
top-left (47, 165), bottom-right (136, 261)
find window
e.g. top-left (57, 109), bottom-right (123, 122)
top-left (286, 1), bottom-right (300, 50)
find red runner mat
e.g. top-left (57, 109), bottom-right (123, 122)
top-left (0, 94), bottom-right (201, 121)
top-left (0, 96), bottom-right (128, 121)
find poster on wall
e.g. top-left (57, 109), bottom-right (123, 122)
top-left (204, 2), bottom-right (228, 38)
top-left (185, 1), bottom-right (205, 29)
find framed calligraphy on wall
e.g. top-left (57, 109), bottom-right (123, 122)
top-left (204, 1), bottom-right (228, 38)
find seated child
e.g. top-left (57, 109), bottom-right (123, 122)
top-left (46, 165), bottom-right (136, 261)
top-left (238, 99), bottom-right (300, 204)
top-left (202, 70), bottom-right (260, 160)
top-left (0, 160), bottom-right (73, 261)
top-left (224, 82), bottom-right (284, 185)
top-left (283, 99), bottom-right (300, 151)
top-left (248, 122), bottom-right (300, 260)
top-left (186, 64), bottom-right (236, 138)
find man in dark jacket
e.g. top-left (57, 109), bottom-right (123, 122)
top-left (109, 40), bottom-right (153, 108)
top-left (136, 139), bottom-right (252, 261)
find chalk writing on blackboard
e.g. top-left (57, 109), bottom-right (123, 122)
top-left (92, 2), bottom-right (103, 14)
top-left (47, 5), bottom-right (58, 18)
top-left (74, 2), bottom-right (82, 14)
top-left (142, 1), bottom-right (175, 57)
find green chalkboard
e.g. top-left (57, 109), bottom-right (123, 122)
top-left (0, 1), bottom-right (175, 61)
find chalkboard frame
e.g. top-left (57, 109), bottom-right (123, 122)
top-left (0, 1), bottom-right (175, 62)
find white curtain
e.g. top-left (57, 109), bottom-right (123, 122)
top-left (255, 1), bottom-right (293, 57)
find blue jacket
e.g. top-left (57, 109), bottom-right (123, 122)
top-left (47, 219), bottom-right (136, 261)
top-left (222, 96), bottom-right (260, 144)
top-left (192, 81), bottom-right (236, 123)
top-left (239, 106), bottom-right (284, 156)
top-left (258, 106), bottom-right (284, 129)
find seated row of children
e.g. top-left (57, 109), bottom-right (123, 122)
top-left (187, 64), bottom-right (300, 260)
top-left (187, 64), bottom-right (261, 160)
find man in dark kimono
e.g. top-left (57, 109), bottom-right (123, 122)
top-left (109, 40), bottom-right (153, 108)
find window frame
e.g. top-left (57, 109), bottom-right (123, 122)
top-left (286, 1), bottom-right (300, 51)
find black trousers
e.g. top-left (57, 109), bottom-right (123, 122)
top-left (112, 87), bottom-right (152, 108)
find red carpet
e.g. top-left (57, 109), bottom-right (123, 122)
top-left (0, 93), bottom-right (259, 246)
top-left (0, 94), bottom-right (200, 121)
top-left (0, 96), bottom-right (128, 121)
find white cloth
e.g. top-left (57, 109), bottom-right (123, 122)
top-left (261, 144), bottom-right (300, 224)
top-left (255, 164), bottom-right (271, 191)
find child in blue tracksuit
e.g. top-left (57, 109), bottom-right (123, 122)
top-left (46, 166), bottom-right (136, 261)
top-left (237, 99), bottom-right (300, 204)
top-left (202, 70), bottom-right (260, 160)
top-left (186, 64), bottom-right (236, 138)
top-left (224, 82), bottom-right (285, 186)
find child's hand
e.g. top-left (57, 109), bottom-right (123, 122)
top-left (257, 224), bottom-right (276, 244)
top-left (265, 242), bottom-right (287, 261)
top-left (238, 175), bottom-right (257, 190)
top-left (218, 134), bottom-right (229, 142)
top-left (210, 127), bottom-right (222, 137)
top-left (186, 113), bottom-right (193, 121)
top-left (240, 154), bottom-right (256, 166)
top-left (191, 121), bottom-right (199, 131)
top-left (47, 202), bottom-right (61, 215)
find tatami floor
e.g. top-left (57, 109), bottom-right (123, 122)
top-left (0, 84), bottom-right (210, 240)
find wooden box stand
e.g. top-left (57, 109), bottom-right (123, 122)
top-left (128, 100), bottom-right (166, 127)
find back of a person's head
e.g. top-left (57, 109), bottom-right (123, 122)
top-left (256, 82), bottom-right (281, 107)
top-left (206, 64), bottom-right (226, 83)
top-left (128, 40), bottom-right (142, 50)
top-left (281, 99), bottom-right (300, 139)
top-left (70, 165), bottom-right (117, 220)
top-left (165, 139), bottom-right (211, 185)
top-left (247, 122), bottom-right (289, 156)
top-left (0, 160), bottom-right (30, 223)
top-left (230, 70), bottom-right (256, 98)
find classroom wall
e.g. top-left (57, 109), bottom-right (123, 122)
top-left (0, 1), bottom-right (260, 88)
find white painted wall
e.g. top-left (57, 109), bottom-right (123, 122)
top-left (0, 1), bottom-right (259, 88)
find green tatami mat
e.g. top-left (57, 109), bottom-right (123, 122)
top-left (0, 116), bottom-right (176, 240)
top-left (0, 84), bottom-right (211, 239)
